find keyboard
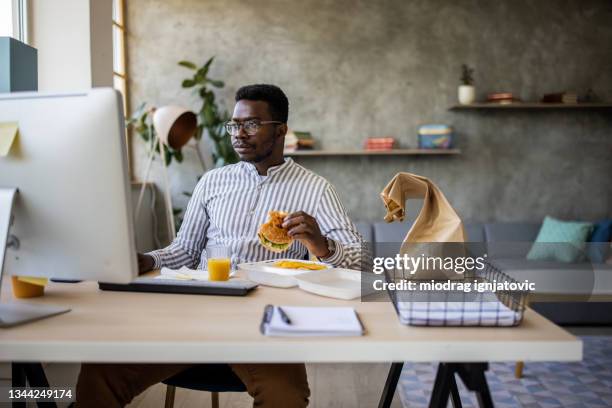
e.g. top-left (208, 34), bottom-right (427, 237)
top-left (98, 277), bottom-right (258, 296)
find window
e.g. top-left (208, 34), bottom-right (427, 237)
top-left (0, 0), bottom-right (28, 43)
top-left (112, 0), bottom-right (128, 116)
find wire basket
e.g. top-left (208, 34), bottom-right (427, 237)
top-left (385, 261), bottom-right (529, 327)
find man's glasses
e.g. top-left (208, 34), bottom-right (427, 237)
top-left (225, 119), bottom-right (283, 136)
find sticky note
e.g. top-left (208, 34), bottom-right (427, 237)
top-left (16, 276), bottom-right (49, 286)
top-left (0, 122), bottom-right (19, 156)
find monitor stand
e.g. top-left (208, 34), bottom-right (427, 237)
top-left (0, 188), bottom-right (70, 328)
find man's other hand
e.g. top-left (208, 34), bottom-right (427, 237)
top-left (137, 253), bottom-right (155, 275)
top-left (282, 211), bottom-right (330, 258)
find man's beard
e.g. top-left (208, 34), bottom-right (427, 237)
top-left (241, 137), bottom-right (276, 163)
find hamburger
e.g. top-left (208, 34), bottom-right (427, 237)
top-left (258, 211), bottom-right (293, 253)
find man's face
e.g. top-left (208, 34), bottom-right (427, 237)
top-left (230, 100), bottom-right (282, 163)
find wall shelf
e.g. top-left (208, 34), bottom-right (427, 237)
top-left (450, 103), bottom-right (612, 110)
top-left (285, 149), bottom-right (461, 156)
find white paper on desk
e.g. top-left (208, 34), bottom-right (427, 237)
top-left (264, 306), bottom-right (364, 337)
top-left (156, 266), bottom-right (236, 281)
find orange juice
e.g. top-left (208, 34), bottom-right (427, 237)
top-left (208, 258), bottom-right (231, 281)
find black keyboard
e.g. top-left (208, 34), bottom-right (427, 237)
top-left (98, 277), bottom-right (258, 296)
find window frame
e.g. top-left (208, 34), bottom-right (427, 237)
top-left (14, 0), bottom-right (28, 43)
top-left (3, 0), bottom-right (28, 43)
top-left (112, 0), bottom-right (132, 176)
top-left (112, 0), bottom-right (129, 116)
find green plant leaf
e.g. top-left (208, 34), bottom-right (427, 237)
top-left (174, 149), bottom-right (184, 163)
top-left (182, 79), bottom-right (196, 88)
top-left (203, 104), bottom-right (215, 125)
top-left (164, 148), bottom-right (172, 166)
top-left (178, 60), bottom-right (197, 70)
top-left (203, 56), bottom-right (215, 71)
top-left (208, 79), bottom-right (224, 88)
top-left (195, 72), bottom-right (205, 84)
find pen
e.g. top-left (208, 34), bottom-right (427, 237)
top-left (277, 306), bottom-right (292, 325)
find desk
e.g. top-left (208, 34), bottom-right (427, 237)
top-left (0, 277), bottom-right (582, 407)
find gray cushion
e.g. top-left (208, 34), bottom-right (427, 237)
top-left (484, 222), bottom-right (541, 242)
top-left (354, 222), bottom-right (373, 243)
top-left (373, 222), bottom-right (409, 244)
top-left (531, 302), bottom-right (612, 325)
top-left (485, 222), bottom-right (542, 258)
top-left (488, 258), bottom-right (612, 296)
top-left (372, 222), bottom-right (408, 259)
top-left (372, 221), bottom-right (484, 242)
top-left (464, 223), bottom-right (485, 242)
top-left (371, 221), bottom-right (485, 258)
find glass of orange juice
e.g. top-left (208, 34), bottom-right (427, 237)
top-left (207, 245), bottom-right (231, 281)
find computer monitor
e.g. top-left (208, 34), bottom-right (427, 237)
top-left (0, 89), bottom-right (138, 326)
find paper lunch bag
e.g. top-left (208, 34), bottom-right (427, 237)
top-left (380, 172), bottom-right (466, 280)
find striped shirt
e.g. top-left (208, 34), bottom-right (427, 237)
top-left (147, 158), bottom-right (363, 270)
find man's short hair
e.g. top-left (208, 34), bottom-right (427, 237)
top-left (235, 84), bottom-right (289, 123)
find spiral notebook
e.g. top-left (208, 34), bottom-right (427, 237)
top-left (260, 304), bottom-right (365, 337)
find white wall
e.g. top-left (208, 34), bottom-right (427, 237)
top-left (29, 0), bottom-right (112, 92)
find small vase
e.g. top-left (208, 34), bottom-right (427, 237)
top-left (458, 85), bottom-right (475, 105)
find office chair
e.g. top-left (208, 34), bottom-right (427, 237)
top-left (163, 364), bottom-right (247, 408)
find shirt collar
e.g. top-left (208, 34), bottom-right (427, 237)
top-left (241, 158), bottom-right (294, 178)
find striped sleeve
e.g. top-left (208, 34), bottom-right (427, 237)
top-left (315, 184), bottom-right (364, 270)
top-left (146, 175), bottom-right (210, 269)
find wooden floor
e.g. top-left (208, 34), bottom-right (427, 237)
top-left (127, 363), bottom-right (403, 408)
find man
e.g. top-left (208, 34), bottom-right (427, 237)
top-left (76, 84), bottom-right (363, 407)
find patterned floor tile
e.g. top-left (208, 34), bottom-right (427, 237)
top-left (398, 336), bottom-right (612, 408)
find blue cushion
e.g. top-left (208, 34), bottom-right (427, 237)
top-left (588, 220), bottom-right (612, 263)
top-left (527, 216), bottom-right (593, 263)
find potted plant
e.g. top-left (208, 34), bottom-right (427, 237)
top-left (458, 64), bottom-right (475, 105)
top-left (179, 57), bottom-right (239, 168)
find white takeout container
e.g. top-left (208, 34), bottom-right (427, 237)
top-left (294, 268), bottom-right (361, 300)
top-left (239, 259), bottom-right (329, 288)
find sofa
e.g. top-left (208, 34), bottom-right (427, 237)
top-left (355, 221), bottom-right (612, 325)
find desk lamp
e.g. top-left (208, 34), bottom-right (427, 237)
top-left (135, 106), bottom-right (197, 240)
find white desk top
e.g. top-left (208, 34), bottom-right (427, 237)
top-left (0, 275), bottom-right (582, 363)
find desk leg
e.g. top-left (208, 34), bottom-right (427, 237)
top-left (429, 363), bottom-right (492, 408)
top-left (11, 364), bottom-right (26, 408)
top-left (11, 363), bottom-right (57, 408)
top-left (377, 362), bottom-right (403, 408)
top-left (429, 363), bottom-right (452, 408)
top-left (449, 372), bottom-right (462, 408)
top-left (454, 363), bottom-right (493, 408)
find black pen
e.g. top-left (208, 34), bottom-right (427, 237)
top-left (277, 306), bottom-right (292, 325)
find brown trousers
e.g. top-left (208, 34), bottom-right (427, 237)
top-left (76, 363), bottom-right (310, 408)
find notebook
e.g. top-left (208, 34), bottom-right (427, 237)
top-left (260, 305), bottom-right (365, 337)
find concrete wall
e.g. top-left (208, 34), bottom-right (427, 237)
top-left (127, 0), bottom-right (612, 226)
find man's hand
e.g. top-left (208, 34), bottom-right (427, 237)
top-left (282, 211), bottom-right (330, 258)
top-left (137, 253), bottom-right (155, 275)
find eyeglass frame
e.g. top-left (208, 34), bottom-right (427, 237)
top-left (224, 119), bottom-right (284, 136)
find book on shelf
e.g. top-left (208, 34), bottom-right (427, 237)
top-left (541, 92), bottom-right (578, 104)
top-left (284, 130), bottom-right (315, 152)
top-left (418, 124), bottom-right (453, 149)
top-left (486, 92), bottom-right (520, 104)
top-left (417, 124), bottom-right (452, 135)
top-left (364, 137), bottom-right (395, 150)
